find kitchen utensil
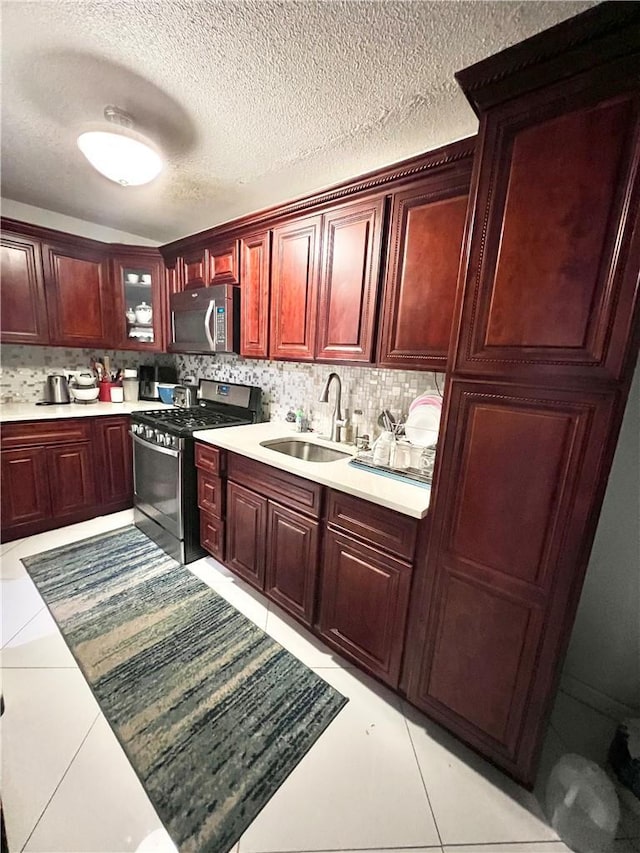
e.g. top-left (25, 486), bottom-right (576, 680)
top-left (404, 404), bottom-right (441, 446)
top-left (126, 308), bottom-right (136, 323)
top-left (76, 371), bottom-right (96, 387)
top-left (110, 386), bottom-right (124, 403)
top-left (173, 384), bottom-right (196, 408)
top-left (71, 386), bottom-right (100, 402)
top-left (98, 376), bottom-right (112, 402)
top-left (140, 273), bottom-right (152, 284)
top-left (158, 383), bottom-right (177, 404)
top-left (125, 273), bottom-right (139, 283)
top-left (45, 374), bottom-right (71, 404)
top-left (409, 392), bottom-right (443, 414)
top-left (135, 302), bottom-right (153, 324)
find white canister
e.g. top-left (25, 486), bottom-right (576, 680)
top-left (110, 385), bottom-right (124, 403)
top-left (372, 431), bottom-right (394, 467)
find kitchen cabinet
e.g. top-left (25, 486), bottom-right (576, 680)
top-left (404, 5), bottom-right (640, 787)
top-left (176, 239), bottom-right (239, 291)
top-left (319, 490), bottom-right (418, 687)
top-left (377, 169), bottom-right (471, 370)
top-left (226, 480), bottom-right (267, 587)
top-left (1, 420), bottom-right (97, 539)
top-left (1, 416), bottom-right (133, 542)
top-left (195, 443), bottom-right (226, 563)
top-left (265, 502), bottom-right (319, 624)
top-left (209, 238), bottom-right (240, 286)
top-left (315, 196), bottom-right (386, 363)
top-left (94, 416), bottom-right (133, 512)
top-left (181, 245), bottom-right (209, 290)
top-left (224, 452), bottom-right (322, 624)
top-left (0, 230), bottom-right (49, 345)
top-left (269, 215), bottom-right (322, 360)
top-left (240, 231), bottom-right (271, 359)
top-left (41, 240), bottom-right (113, 348)
top-left (111, 249), bottom-right (165, 351)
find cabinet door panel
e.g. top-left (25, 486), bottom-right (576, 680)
top-left (182, 247), bottom-right (209, 289)
top-left (378, 176), bottom-right (470, 370)
top-left (197, 473), bottom-right (224, 519)
top-left (454, 91), bottom-right (640, 382)
top-left (226, 481), bottom-right (267, 589)
top-left (0, 233), bottom-right (49, 344)
top-left (48, 442), bottom-right (96, 518)
top-left (1, 447), bottom-right (51, 528)
top-left (240, 231), bottom-right (271, 358)
top-left (111, 252), bottom-right (164, 351)
top-left (201, 512), bottom-right (225, 562)
top-left (269, 216), bottom-right (321, 360)
top-left (94, 418), bottom-right (133, 511)
top-left (319, 530), bottom-right (412, 687)
top-left (405, 380), bottom-right (617, 779)
top-left (316, 198), bottom-right (385, 362)
top-left (210, 239), bottom-right (239, 286)
top-left (43, 244), bottom-right (113, 347)
top-left (265, 502), bottom-right (319, 625)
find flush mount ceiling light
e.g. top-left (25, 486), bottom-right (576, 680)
top-left (77, 106), bottom-right (163, 187)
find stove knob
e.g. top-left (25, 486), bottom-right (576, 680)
top-left (166, 434), bottom-right (176, 448)
top-left (157, 432), bottom-right (166, 446)
top-left (145, 426), bottom-right (155, 441)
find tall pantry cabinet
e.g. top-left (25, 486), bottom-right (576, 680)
top-left (403, 4), bottom-right (640, 787)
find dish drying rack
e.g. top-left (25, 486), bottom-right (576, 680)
top-left (350, 451), bottom-right (434, 485)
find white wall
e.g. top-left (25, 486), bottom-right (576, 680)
top-left (1, 198), bottom-right (160, 246)
top-left (562, 360), bottom-right (640, 715)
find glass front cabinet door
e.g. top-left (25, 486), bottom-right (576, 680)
top-left (112, 250), bottom-right (164, 351)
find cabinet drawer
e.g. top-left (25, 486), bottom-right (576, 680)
top-left (200, 512), bottom-right (225, 562)
top-left (228, 452), bottom-right (322, 518)
top-left (1, 419), bottom-right (93, 449)
top-left (327, 490), bottom-right (418, 561)
top-left (195, 442), bottom-right (224, 475)
top-left (197, 472), bottom-right (224, 519)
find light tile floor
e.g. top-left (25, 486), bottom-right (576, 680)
top-left (1, 511), bottom-right (638, 853)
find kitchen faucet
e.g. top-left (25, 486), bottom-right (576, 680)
top-left (319, 372), bottom-right (346, 443)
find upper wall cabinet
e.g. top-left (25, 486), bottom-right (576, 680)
top-left (0, 230), bottom-right (49, 345)
top-left (240, 231), bottom-right (271, 359)
top-left (377, 169), bottom-right (472, 371)
top-left (452, 89), bottom-right (640, 385)
top-left (269, 216), bottom-right (322, 361)
top-left (42, 241), bottom-right (113, 348)
top-left (177, 239), bottom-right (240, 291)
top-left (111, 249), bottom-right (165, 351)
top-left (316, 196), bottom-right (386, 363)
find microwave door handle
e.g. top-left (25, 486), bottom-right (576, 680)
top-left (204, 300), bottom-right (216, 351)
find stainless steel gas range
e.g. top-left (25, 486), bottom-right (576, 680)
top-left (130, 379), bottom-right (262, 564)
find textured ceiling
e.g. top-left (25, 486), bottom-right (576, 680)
top-left (1, 0), bottom-right (596, 243)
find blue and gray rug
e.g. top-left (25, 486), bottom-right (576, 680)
top-left (22, 525), bottom-right (347, 853)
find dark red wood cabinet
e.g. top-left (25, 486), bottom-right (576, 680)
top-left (181, 245), bottom-right (209, 290)
top-left (0, 230), bottom-right (49, 345)
top-left (210, 238), bottom-right (240, 286)
top-left (240, 231), bottom-right (271, 359)
top-left (111, 249), bottom-right (165, 351)
top-left (195, 443), bottom-right (226, 563)
top-left (269, 215), bottom-right (322, 360)
top-left (42, 241), bottom-right (113, 348)
top-left (226, 480), bottom-right (267, 588)
top-left (377, 169), bottom-right (471, 371)
top-left (315, 196), bottom-right (386, 363)
top-left (1, 416), bottom-right (133, 542)
top-left (265, 502), bottom-right (319, 624)
top-left (404, 5), bottom-right (640, 786)
top-left (94, 416), bottom-right (133, 512)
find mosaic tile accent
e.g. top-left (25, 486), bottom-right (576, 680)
top-left (1, 345), bottom-right (445, 440)
top-left (0, 345), bottom-right (172, 403)
top-left (173, 353), bottom-right (445, 440)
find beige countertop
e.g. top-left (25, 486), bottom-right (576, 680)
top-left (193, 421), bottom-right (431, 519)
top-left (0, 401), bottom-right (173, 423)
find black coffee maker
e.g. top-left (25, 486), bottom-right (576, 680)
top-left (139, 364), bottom-right (178, 401)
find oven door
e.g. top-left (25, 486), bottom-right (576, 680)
top-left (131, 432), bottom-right (183, 540)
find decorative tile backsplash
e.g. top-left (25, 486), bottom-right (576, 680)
top-left (173, 353), bottom-right (444, 439)
top-left (0, 345), bottom-right (172, 403)
top-left (1, 345), bottom-right (444, 440)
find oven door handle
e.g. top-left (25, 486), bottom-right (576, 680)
top-left (204, 299), bottom-right (216, 351)
top-left (130, 431), bottom-right (180, 458)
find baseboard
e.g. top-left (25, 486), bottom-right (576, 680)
top-left (560, 672), bottom-right (640, 722)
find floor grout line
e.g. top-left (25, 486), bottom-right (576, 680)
top-left (19, 710), bottom-right (102, 853)
top-left (1, 603), bottom-right (46, 650)
top-left (401, 702), bottom-right (444, 849)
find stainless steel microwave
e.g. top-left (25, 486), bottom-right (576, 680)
top-left (169, 284), bottom-right (240, 354)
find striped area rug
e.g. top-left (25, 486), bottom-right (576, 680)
top-left (22, 525), bottom-right (347, 853)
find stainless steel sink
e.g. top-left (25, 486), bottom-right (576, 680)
top-left (260, 438), bottom-right (350, 462)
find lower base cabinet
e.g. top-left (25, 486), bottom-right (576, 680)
top-left (318, 529), bottom-right (413, 687)
top-left (226, 480), bottom-right (267, 586)
top-left (195, 444), bottom-right (227, 564)
top-left (265, 502), bottom-right (319, 624)
top-left (0, 416), bottom-right (132, 542)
